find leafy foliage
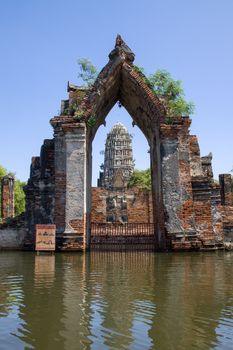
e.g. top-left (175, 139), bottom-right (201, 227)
top-left (149, 70), bottom-right (195, 118)
top-left (133, 65), bottom-right (153, 88)
top-left (128, 169), bottom-right (151, 190)
top-left (14, 180), bottom-right (26, 216)
top-left (69, 101), bottom-right (79, 115)
top-left (74, 109), bottom-right (84, 120)
top-left (0, 165), bottom-right (7, 178)
top-left (77, 58), bottom-right (98, 87)
top-left (134, 66), bottom-right (195, 122)
top-left (87, 116), bottom-right (96, 128)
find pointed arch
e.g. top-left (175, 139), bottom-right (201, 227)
top-left (81, 36), bottom-right (166, 142)
top-left (81, 36), bottom-right (167, 249)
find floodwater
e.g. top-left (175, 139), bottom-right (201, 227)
top-left (0, 251), bottom-right (233, 350)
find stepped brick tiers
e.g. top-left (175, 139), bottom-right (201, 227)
top-left (22, 35), bottom-right (233, 251)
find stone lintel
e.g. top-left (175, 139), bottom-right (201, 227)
top-left (2, 174), bottom-right (14, 182)
top-left (67, 81), bottom-right (88, 92)
top-left (160, 117), bottom-right (191, 139)
top-left (62, 123), bottom-right (86, 133)
top-left (50, 116), bottom-right (80, 128)
top-left (51, 117), bottom-right (86, 136)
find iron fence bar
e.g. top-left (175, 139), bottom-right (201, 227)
top-left (91, 223), bottom-right (155, 236)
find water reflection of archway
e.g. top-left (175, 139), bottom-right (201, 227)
top-left (1, 252), bottom-right (233, 349)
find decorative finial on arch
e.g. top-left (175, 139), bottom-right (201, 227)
top-left (115, 34), bottom-right (123, 47)
top-left (109, 34), bottom-right (135, 63)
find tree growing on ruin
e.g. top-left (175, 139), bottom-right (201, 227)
top-left (14, 180), bottom-right (26, 216)
top-left (134, 66), bottom-right (195, 122)
top-left (149, 69), bottom-right (195, 118)
top-left (76, 59), bottom-right (195, 122)
top-left (77, 58), bottom-right (98, 87)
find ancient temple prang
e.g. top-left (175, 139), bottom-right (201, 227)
top-left (20, 35), bottom-right (233, 252)
top-left (98, 122), bottom-right (134, 190)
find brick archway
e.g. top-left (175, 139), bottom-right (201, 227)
top-left (24, 35), bottom-right (226, 251)
top-left (31, 36), bottom-right (202, 251)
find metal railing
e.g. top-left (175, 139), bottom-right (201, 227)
top-left (91, 223), bottom-right (154, 237)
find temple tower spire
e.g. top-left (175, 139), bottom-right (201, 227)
top-left (98, 122), bottom-right (134, 190)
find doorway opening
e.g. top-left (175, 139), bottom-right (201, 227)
top-left (87, 104), bottom-right (158, 249)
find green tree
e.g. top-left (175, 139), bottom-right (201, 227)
top-left (128, 169), bottom-right (151, 190)
top-left (77, 58), bottom-right (98, 87)
top-left (0, 165), bottom-right (7, 178)
top-left (149, 70), bottom-right (194, 117)
top-left (14, 180), bottom-right (26, 216)
top-left (134, 67), bottom-right (195, 122)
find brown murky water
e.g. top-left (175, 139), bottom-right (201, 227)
top-left (0, 251), bottom-right (233, 350)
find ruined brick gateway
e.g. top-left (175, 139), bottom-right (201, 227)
top-left (22, 35), bottom-right (233, 251)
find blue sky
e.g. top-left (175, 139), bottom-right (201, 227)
top-left (0, 0), bottom-right (233, 184)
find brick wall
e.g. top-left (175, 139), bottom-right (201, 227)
top-left (91, 187), bottom-right (107, 223)
top-left (91, 187), bottom-right (152, 224)
top-left (24, 139), bottom-right (55, 248)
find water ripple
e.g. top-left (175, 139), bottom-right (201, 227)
top-left (0, 251), bottom-right (233, 349)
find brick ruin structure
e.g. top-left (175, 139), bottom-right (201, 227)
top-left (91, 187), bottom-right (153, 225)
top-left (22, 35), bottom-right (233, 251)
top-left (1, 175), bottom-right (15, 219)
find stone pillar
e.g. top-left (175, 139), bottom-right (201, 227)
top-left (160, 126), bottom-right (183, 236)
top-left (219, 174), bottom-right (233, 205)
top-left (160, 119), bottom-right (196, 239)
top-left (51, 117), bottom-right (87, 250)
top-left (149, 130), bottom-right (166, 250)
top-left (53, 125), bottom-right (66, 234)
top-left (1, 175), bottom-right (15, 219)
top-left (63, 124), bottom-right (86, 237)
